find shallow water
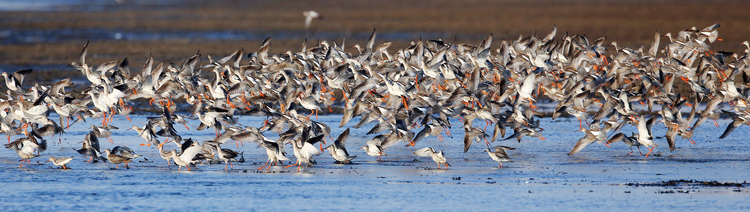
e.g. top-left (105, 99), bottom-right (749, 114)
top-left (2, 114), bottom-right (749, 210)
top-left (0, 0), bottom-right (182, 12)
top-left (0, 28), bottom-right (461, 45)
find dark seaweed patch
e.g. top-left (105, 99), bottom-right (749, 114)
top-left (627, 179), bottom-right (747, 187)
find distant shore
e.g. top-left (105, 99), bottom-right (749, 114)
top-left (1, 0), bottom-right (749, 81)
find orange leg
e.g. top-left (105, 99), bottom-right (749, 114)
top-left (101, 112), bottom-right (108, 126)
top-left (258, 159), bottom-right (270, 170)
top-left (285, 161), bottom-right (299, 168)
top-left (401, 96), bottom-right (410, 110)
top-left (645, 146), bottom-right (654, 158)
top-left (578, 118), bottom-right (584, 131)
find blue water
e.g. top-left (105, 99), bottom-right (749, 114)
top-left (0, 28), bottom-right (458, 45)
top-left (1, 114), bottom-right (749, 210)
top-left (0, 0), bottom-right (182, 12)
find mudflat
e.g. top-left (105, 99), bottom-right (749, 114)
top-left (1, 0), bottom-right (749, 73)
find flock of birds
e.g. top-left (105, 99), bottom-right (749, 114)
top-left (3, 23), bottom-right (750, 171)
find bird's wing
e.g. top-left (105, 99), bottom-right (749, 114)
top-left (306, 135), bottom-right (324, 145)
top-left (80, 40), bottom-right (89, 65)
top-left (335, 128), bottom-right (350, 148)
top-left (648, 31), bottom-right (660, 57)
top-left (493, 145), bottom-right (516, 152)
top-left (491, 146), bottom-right (514, 158)
top-left (365, 139), bottom-right (381, 147)
top-left (502, 129), bottom-right (523, 141)
top-left (666, 127), bottom-right (677, 151)
top-left (645, 116), bottom-right (657, 138)
top-left (222, 148), bottom-right (239, 158)
top-left (543, 25), bottom-right (557, 42)
top-left (366, 29), bottom-right (377, 52)
top-left (112, 146), bottom-right (135, 155)
top-left (60, 157), bottom-right (74, 164)
top-left (413, 126), bottom-right (431, 145)
top-left (181, 139), bottom-right (195, 153)
top-left (302, 142), bottom-right (322, 156)
top-left (719, 119), bottom-right (740, 139)
top-left (519, 72), bottom-right (537, 98)
top-left (413, 147), bottom-right (434, 157)
top-left (463, 128), bottom-right (473, 153)
top-left (490, 121), bottom-right (506, 142)
top-left (568, 135), bottom-right (595, 155)
top-left (13, 69), bottom-right (33, 85)
top-left (606, 133), bottom-right (626, 144)
top-left (180, 145), bottom-right (206, 162)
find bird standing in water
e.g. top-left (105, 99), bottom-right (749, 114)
top-left (414, 147), bottom-right (450, 170)
top-left (47, 156), bottom-right (74, 169)
top-left (326, 128), bottom-right (357, 164)
top-left (103, 146), bottom-right (142, 169)
top-left (485, 146), bottom-right (515, 168)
